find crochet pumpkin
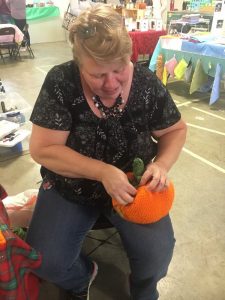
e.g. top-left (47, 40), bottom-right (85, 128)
top-left (112, 158), bottom-right (174, 224)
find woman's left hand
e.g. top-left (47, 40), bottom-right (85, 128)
top-left (139, 162), bottom-right (169, 192)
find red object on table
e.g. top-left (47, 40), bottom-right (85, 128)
top-left (129, 30), bottom-right (167, 63)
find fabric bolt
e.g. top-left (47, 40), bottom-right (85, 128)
top-left (209, 63), bottom-right (222, 105)
top-left (189, 59), bottom-right (208, 94)
top-left (30, 61), bottom-right (181, 208)
top-left (165, 56), bottom-right (178, 77)
top-left (149, 35), bottom-right (182, 73)
top-left (197, 75), bottom-right (214, 93)
top-left (162, 66), bottom-right (168, 85)
top-left (0, 200), bottom-right (42, 300)
top-left (149, 40), bottom-right (161, 72)
top-left (174, 58), bottom-right (188, 80)
top-left (184, 60), bottom-right (193, 83)
top-left (156, 54), bottom-right (164, 81)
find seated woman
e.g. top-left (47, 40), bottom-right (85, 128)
top-left (26, 4), bottom-right (187, 300)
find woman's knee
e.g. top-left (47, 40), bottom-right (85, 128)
top-left (128, 216), bottom-right (176, 280)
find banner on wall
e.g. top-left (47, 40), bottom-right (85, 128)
top-left (211, 0), bottom-right (225, 35)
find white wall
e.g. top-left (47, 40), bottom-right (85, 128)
top-left (28, 0), bottom-right (185, 44)
top-left (27, 1), bottom-right (70, 44)
top-left (53, 0), bottom-right (69, 17)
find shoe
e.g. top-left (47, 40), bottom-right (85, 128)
top-left (67, 261), bottom-right (98, 300)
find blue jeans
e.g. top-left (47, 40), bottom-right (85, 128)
top-left (0, 15), bottom-right (13, 24)
top-left (26, 186), bottom-right (175, 300)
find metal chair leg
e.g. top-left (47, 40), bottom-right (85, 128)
top-left (0, 50), bottom-right (5, 63)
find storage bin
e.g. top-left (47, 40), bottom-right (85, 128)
top-left (0, 142), bottom-right (23, 158)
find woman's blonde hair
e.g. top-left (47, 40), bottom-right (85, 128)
top-left (69, 4), bottom-right (132, 65)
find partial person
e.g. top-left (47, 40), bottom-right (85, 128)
top-left (7, 0), bottom-right (30, 46)
top-left (26, 4), bottom-right (187, 300)
top-left (0, 0), bottom-right (12, 24)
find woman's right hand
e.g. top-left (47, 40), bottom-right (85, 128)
top-left (100, 165), bottom-right (137, 206)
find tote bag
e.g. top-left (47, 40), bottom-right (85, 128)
top-left (62, 4), bottom-right (77, 31)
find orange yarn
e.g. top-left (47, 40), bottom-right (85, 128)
top-left (0, 230), bottom-right (6, 250)
top-left (112, 173), bottom-right (175, 224)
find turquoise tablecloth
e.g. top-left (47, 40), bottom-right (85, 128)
top-left (26, 6), bottom-right (60, 21)
top-left (149, 34), bottom-right (225, 77)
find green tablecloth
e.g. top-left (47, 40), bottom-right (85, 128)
top-left (26, 6), bottom-right (60, 21)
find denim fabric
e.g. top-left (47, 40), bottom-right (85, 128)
top-left (106, 210), bottom-right (175, 300)
top-left (26, 185), bottom-right (175, 300)
top-left (0, 15), bottom-right (13, 24)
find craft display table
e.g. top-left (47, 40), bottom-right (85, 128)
top-left (149, 34), bottom-right (225, 77)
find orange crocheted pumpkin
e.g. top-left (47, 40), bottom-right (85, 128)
top-left (112, 159), bottom-right (175, 224)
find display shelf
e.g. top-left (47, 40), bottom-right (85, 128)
top-left (167, 10), bottom-right (213, 31)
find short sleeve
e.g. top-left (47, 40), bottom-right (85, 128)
top-left (147, 75), bottom-right (181, 131)
top-left (30, 65), bottom-right (72, 131)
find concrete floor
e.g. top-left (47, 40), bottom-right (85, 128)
top-left (1, 42), bottom-right (225, 300)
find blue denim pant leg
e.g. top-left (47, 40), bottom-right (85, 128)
top-left (26, 186), bottom-right (100, 292)
top-left (107, 212), bottom-right (176, 300)
top-left (0, 15), bottom-right (13, 24)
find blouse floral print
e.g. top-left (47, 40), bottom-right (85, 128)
top-left (30, 61), bottom-right (181, 208)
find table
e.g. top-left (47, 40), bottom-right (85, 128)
top-left (26, 6), bottom-right (60, 21)
top-left (129, 30), bottom-right (167, 62)
top-left (0, 24), bottom-right (24, 43)
top-left (149, 34), bottom-right (225, 77)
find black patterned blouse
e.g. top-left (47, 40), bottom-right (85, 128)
top-left (30, 60), bottom-right (181, 208)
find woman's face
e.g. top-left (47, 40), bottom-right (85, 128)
top-left (80, 55), bottom-right (131, 100)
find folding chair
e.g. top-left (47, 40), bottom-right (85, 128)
top-left (85, 214), bottom-right (118, 257)
top-left (0, 27), bottom-right (21, 63)
top-left (18, 24), bottom-right (34, 59)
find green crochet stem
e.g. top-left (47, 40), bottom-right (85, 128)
top-left (132, 158), bottom-right (145, 186)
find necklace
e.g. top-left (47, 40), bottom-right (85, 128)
top-left (92, 94), bottom-right (124, 118)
